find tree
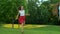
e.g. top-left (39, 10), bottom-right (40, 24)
top-left (26, 0), bottom-right (59, 25)
top-left (0, 0), bottom-right (27, 23)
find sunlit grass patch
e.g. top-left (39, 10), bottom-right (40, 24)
top-left (3, 24), bottom-right (47, 28)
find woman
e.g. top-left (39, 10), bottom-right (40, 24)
top-left (16, 6), bottom-right (29, 34)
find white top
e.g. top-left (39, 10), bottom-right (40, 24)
top-left (19, 10), bottom-right (25, 16)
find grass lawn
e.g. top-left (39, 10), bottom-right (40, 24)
top-left (0, 24), bottom-right (60, 34)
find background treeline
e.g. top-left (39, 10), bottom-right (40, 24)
top-left (0, 0), bottom-right (60, 25)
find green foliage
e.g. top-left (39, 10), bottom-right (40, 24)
top-left (0, 0), bottom-right (27, 23)
top-left (26, 0), bottom-right (58, 25)
top-left (26, 0), bottom-right (39, 24)
top-left (50, 0), bottom-right (60, 4)
top-left (0, 0), bottom-right (59, 25)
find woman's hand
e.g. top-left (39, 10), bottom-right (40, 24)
top-left (26, 14), bottom-right (30, 16)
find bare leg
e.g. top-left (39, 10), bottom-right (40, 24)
top-left (21, 22), bottom-right (25, 34)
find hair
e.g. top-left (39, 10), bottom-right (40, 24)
top-left (18, 6), bottom-right (24, 10)
top-left (18, 6), bottom-right (21, 10)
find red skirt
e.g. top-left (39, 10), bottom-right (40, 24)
top-left (18, 16), bottom-right (25, 24)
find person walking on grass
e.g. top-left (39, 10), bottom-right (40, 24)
top-left (16, 6), bottom-right (29, 34)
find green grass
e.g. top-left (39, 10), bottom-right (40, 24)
top-left (0, 25), bottom-right (60, 34)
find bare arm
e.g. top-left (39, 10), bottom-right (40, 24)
top-left (16, 13), bottom-right (19, 20)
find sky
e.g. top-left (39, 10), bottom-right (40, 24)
top-left (26, 0), bottom-right (49, 7)
top-left (39, 0), bottom-right (48, 1)
top-left (37, 0), bottom-right (49, 7)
